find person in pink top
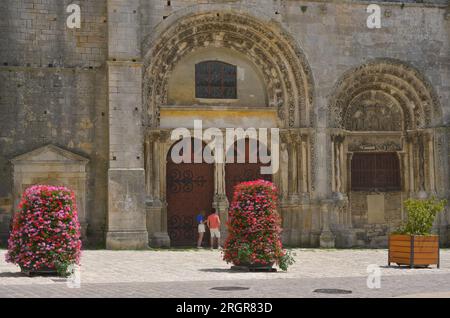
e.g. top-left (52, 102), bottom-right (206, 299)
top-left (207, 209), bottom-right (221, 249)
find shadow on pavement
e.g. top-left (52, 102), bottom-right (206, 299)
top-left (380, 265), bottom-right (434, 270)
top-left (198, 268), bottom-right (236, 273)
top-left (0, 272), bottom-right (26, 278)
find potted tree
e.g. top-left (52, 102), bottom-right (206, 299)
top-left (223, 180), bottom-right (294, 271)
top-left (389, 197), bottom-right (446, 269)
top-left (5, 185), bottom-right (82, 276)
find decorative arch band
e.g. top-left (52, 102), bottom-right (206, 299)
top-left (143, 11), bottom-right (314, 129)
top-left (330, 59), bottom-right (442, 131)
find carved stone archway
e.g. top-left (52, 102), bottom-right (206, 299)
top-left (328, 59), bottom-right (443, 199)
top-left (143, 10), bottom-right (314, 129)
top-left (326, 59), bottom-right (444, 248)
top-left (142, 9), bottom-right (316, 248)
top-left (329, 58), bottom-right (442, 130)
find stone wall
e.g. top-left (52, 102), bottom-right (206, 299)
top-left (0, 0), bottom-right (449, 248)
top-left (0, 0), bottom-right (108, 246)
top-left (0, 0), bottom-right (107, 67)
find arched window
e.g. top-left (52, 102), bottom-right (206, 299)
top-left (195, 61), bottom-right (237, 99)
top-left (351, 153), bottom-right (401, 191)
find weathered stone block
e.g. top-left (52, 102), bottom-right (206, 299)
top-left (106, 168), bottom-right (148, 249)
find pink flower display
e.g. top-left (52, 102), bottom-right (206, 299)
top-left (223, 180), bottom-right (294, 271)
top-left (5, 185), bottom-right (82, 275)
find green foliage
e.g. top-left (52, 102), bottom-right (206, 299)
top-left (237, 243), bottom-right (252, 264)
top-left (54, 260), bottom-right (72, 277)
top-left (396, 197), bottom-right (447, 236)
top-left (278, 250), bottom-right (296, 272)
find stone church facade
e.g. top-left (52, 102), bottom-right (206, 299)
top-left (0, 0), bottom-right (449, 249)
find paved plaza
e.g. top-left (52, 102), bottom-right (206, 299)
top-left (1, 249), bottom-right (450, 298)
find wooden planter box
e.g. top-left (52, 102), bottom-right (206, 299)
top-left (388, 234), bottom-right (440, 268)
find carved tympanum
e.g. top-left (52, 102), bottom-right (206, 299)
top-left (345, 102), bottom-right (403, 131)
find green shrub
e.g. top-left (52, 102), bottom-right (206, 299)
top-left (395, 197), bottom-right (447, 236)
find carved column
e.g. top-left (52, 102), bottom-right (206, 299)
top-left (394, 143), bottom-right (406, 220)
top-left (330, 132), bottom-right (351, 246)
top-left (400, 136), bottom-right (409, 193)
top-left (406, 131), bottom-right (431, 197)
top-left (144, 135), bottom-right (152, 199)
top-left (289, 131), bottom-right (307, 245)
top-left (345, 151), bottom-right (354, 230)
top-left (278, 130), bottom-right (292, 244)
top-left (152, 135), bottom-right (161, 202)
top-left (331, 136), bottom-right (336, 193)
top-left (313, 128), bottom-right (331, 199)
top-left (278, 130), bottom-right (290, 203)
top-left (339, 138), bottom-right (346, 193)
top-left (346, 152), bottom-right (354, 194)
top-left (331, 133), bottom-right (346, 194)
top-left (406, 134), bottom-right (416, 194)
top-left (424, 131), bottom-right (436, 193)
top-left (214, 138), bottom-right (229, 245)
top-left (287, 131), bottom-right (300, 204)
top-left (160, 131), bottom-right (171, 239)
top-left (418, 132), bottom-right (426, 193)
top-left (298, 133), bottom-right (310, 197)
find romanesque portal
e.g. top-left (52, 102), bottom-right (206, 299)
top-left (138, 10), bottom-right (444, 249)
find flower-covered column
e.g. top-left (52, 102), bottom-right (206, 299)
top-left (223, 180), bottom-right (294, 271)
top-left (6, 185), bottom-right (82, 275)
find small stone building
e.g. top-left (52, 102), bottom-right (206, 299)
top-left (0, 0), bottom-right (449, 249)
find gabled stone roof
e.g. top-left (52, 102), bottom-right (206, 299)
top-left (11, 144), bottom-right (89, 164)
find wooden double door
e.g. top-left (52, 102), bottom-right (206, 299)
top-left (225, 139), bottom-right (272, 203)
top-left (166, 138), bottom-right (272, 247)
top-left (166, 139), bottom-right (214, 247)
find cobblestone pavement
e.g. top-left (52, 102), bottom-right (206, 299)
top-left (1, 249), bottom-right (450, 298)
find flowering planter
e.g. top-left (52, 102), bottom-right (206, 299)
top-left (388, 234), bottom-right (440, 268)
top-left (6, 185), bottom-right (82, 277)
top-left (223, 180), bottom-right (294, 272)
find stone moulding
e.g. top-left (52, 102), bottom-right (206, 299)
top-left (11, 144), bottom-right (89, 166)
